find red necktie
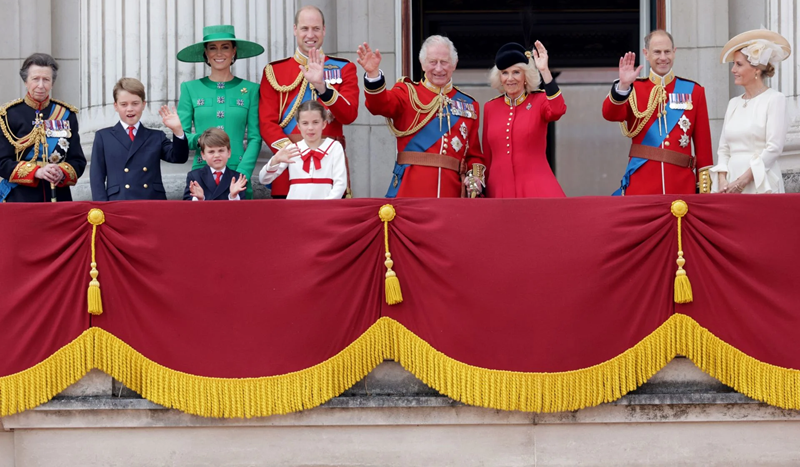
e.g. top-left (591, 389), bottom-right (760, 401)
top-left (214, 171), bottom-right (222, 185)
top-left (128, 126), bottom-right (135, 141)
top-left (301, 150), bottom-right (324, 173)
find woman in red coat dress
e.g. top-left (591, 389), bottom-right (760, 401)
top-left (483, 41), bottom-right (567, 198)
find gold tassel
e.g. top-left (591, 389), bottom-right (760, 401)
top-left (670, 200), bottom-right (693, 303)
top-left (379, 204), bottom-right (403, 305)
top-left (87, 208), bottom-right (106, 315)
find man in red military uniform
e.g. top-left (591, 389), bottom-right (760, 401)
top-left (357, 36), bottom-right (486, 198)
top-left (258, 5), bottom-right (359, 198)
top-left (603, 30), bottom-right (713, 195)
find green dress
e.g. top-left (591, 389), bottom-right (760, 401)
top-left (178, 77), bottom-right (262, 197)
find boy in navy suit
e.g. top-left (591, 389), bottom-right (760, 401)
top-left (183, 128), bottom-right (247, 201)
top-left (90, 78), bottom-right (189, 200)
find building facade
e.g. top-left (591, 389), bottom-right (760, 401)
top-left (2, 0), bottom-right (799, 198)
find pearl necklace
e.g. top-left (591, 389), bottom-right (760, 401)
top-left (742, 86), bottom-right (768, 107)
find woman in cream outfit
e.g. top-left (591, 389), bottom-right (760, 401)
top-left (712, 29), bottom-right (791, 194)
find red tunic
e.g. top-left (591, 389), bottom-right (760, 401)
top-left (602, 70), bottom-right (713, 195)
top-left (365, 76), bottom-right (485, 198)
top-left (483, 85), bottom-right (566, 198)
top-left (258, 49), bottom-right (359, 197)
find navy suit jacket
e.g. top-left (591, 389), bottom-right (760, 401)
top-left (183, 166), bottom-right (243, 201)
top-left (90, 122), bottom-right (189, 201)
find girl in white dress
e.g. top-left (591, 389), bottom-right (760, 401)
top-left (259, 101), bottom-right (347, 199)
top-left (712, 29), bottom-right (792, 194)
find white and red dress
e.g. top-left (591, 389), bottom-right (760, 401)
top-left (259, 138), bottom-right (347, 200)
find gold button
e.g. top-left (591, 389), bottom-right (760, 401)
top-left (664, 141), bottom-right (670, 147)
top-left (143, 167), bottom-right (148, 172)
top-left (125, 184), bottom-right (130, 189)
top-left (124, 168), bottom-right (129, 173)
top-left (143, 184), bottom-right (148, 188)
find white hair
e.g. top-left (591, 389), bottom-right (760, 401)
top-left (488, 60), bottom-right (541, 94)
top-left (419, 35), bottom-right (458, 65)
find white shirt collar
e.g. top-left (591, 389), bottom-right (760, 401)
top-left (119, 120), bottom-right (142, 132)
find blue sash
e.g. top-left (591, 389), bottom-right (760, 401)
top-left (385, 89), bottom-right (472, 198)
top-left (613, 79), bottom-right (694, 196)
top-left (0, 106), bottom-right (70, 201)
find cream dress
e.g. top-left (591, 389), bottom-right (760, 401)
top-left (710, 88), bottom-right (787, 193)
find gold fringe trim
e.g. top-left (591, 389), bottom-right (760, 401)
top-left (673, 313), bottom-right (800, 410)
top-left (384, 317), bottom-right (677, 413)
top-left (4, 315), bottom-right (800, 417)
top-left (0, 330), bottom-right (94, 417)
top-left (91, 322), bottom-right (393, 418)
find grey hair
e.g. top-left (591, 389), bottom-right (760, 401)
top-left (488, 61), bottom-right (541, 94)
top-left (20, 53), bottom-right (59, 83)
top-left (644, 29), bottom-right (675, 49)
top-left (419, 35), bottom-right (458, 65)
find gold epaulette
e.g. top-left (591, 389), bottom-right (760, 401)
top-left (268, 56), bottom-right (293, 66)
top-left (675, 76), bottom-right (702, 87)
top-left (0, 98), bottom-right (23, 117)
top-left (453, 86), bottom-right (477, 102)
top-left (51, 98), bottom-right (79, 114)
top-left (324, 55), bottom-right (352, 64)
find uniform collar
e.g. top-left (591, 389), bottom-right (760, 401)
top-left (422, 75), bottom-right (453, 94)
top-left (24, 93), bottom-right (50, 111)
top-left (649, 69), bottom-right (675, 87)
top-left (504, 92), bottom-right (527, 106)
top-left (293, 48), bottom-right (325, 67)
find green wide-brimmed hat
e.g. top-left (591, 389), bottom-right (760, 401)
top-left (177, 25), bottom-right (265, 63)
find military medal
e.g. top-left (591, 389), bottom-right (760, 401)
top-left (669, 93), bottom-right (694, 111)
top-left (324, 66), bottom-right (342, 84)
top-left (450, 136), bottom-right (463, 152)
top-left (44, 120), bottom-right (71, 138)
top-left (460, 122), bottom-right (468, 139)
top-left (678, 115), bottom-right (691, 148)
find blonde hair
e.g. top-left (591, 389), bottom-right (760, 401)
top-left (488, 60), bottom-right (540, 94)
top-left (198, 128), bottom-right (231, 152)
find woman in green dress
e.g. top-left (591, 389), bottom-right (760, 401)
top-left (177, 25), bottom-right (263, 198)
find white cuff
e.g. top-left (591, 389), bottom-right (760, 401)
top-left (365, 70), bottom-right (384, 82)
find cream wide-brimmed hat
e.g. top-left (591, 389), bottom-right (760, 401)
top-left (720, 29), bottom-right (791, 67)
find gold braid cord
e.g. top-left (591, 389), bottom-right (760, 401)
top-left (265, 65), bottom-right (308, 129)
top-left (386, 83), bottom-right (446, 138)
top-left (619, 85), bottom-right (667, 139)
top-left (0, 99), bottom-right (48, 162)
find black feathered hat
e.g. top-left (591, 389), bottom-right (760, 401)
top-left (495, 42), bottom-right (529, 70)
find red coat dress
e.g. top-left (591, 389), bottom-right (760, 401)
top-left (364, 75), bottom-right (485, 198)
top-left (258, 49), bottom-right (359, 197)
top-left (483, 82), bottom-right (566, 198)
top-left (602, 70), bottom-right (713, 195)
